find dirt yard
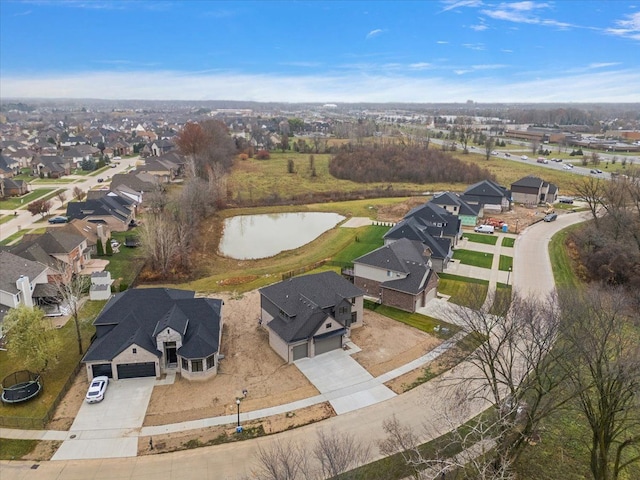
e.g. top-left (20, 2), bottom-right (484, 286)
top-left (50, 289), bottom-right (442, 431)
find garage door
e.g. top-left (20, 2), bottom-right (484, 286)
top-left (315, 335), bottom-right (342, 356)
top-left (292, 343), bottom-right (308, 361)
top-left (91, 363), bottom-right (113, 378)
top-left (116, 362), bottom-right (156, 379)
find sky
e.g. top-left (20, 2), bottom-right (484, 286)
top-left (1, 0), bottom-right (639, 103)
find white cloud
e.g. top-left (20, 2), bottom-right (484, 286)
top-left (409, 62), bottom-right (432, 70)
top-left (470, 24), bottom-right (488, 31)
top-left (440, 1), bottom-right (484, 13)
top-left (2, 69), bottom-right (638, 103)
top-left (606, 12), bottom-right (640, 40)
top-left (366, 29), bottom-right (384, 39)
top-left (462, 43), bottom-right (485, 50)
top-left (436, 40), bottom-right (449, 44)
top-left (13, 9), bottom-right (32, 16)
top-left (588, 62), bottom-right (621, 69)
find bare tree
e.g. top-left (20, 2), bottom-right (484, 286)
top-left (558, 287), bottom-right (640, 480)
top-left (573, 176), bottom-right (607, 225)
top-left (441, 290), bottom-right (572, 470)
top-left (139, 214), bottom-right (178, 277)
top-left (72, 186), bottom-right (85, 201)
top-left (51, 270), bottom-right (91, 355)
top-left (251, 429), bottom-right (370, 480)
top-left (485, 136), bottom-right (495, 161)
top-left (56, 191), bottom-right (67, 206)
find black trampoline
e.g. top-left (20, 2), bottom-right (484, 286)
top-left (1, 370), bottom-right (42, 404)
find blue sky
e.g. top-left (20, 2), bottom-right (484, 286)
top-left (1, 0), bottom-right (639, 102)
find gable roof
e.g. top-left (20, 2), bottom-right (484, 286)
top-left (110, 171), bottom-right (159, 192)
top-left (384, 217), bottom-right (452, 260)
top-left (83, 288), bottom-right (222, 362)
top-left (66, 195), bottom-right (134, 223)
top-left (260, 271), bottom-right (363, 343)
top-left (0, 251), bottom-right (48, 295)
top-left (462, 180), bottom-right (510, 205)
top-left (511, 176), bottom-right (545, 188)
top-left (430, 191), bottom-right (481, 216)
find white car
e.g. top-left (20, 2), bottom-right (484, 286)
top-left (86, 376), bottom-right (109, 403)
top-left (521, 155), bottom-right (528, 160)
top-left (563, 164), bottom-right (573, 170)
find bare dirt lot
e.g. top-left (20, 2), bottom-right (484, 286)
top-left (50, 289), bottom-right (442, 432)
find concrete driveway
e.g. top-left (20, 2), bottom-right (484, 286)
top-left (52, 377), bottom-right (155, 461)
top-left (295, 349), bottom-right (396, 415)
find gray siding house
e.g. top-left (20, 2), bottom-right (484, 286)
top-left (259, 271), bottom-right (364, 363)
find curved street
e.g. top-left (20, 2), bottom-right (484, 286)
top-left (0, 211), bottom-right (592, 480)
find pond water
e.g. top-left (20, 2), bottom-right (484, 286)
top-left (218, 212), bottom-right (345, 260)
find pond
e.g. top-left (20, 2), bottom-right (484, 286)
top-left (218, 212), bottom-right (345, 260)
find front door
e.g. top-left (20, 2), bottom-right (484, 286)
top-left (165, 342), bottom-right (177, 367)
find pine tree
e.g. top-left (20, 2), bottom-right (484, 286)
top-left (105, 238), bottom-right (113, 256)
top-left (96, 238), bottom-right (104, 256)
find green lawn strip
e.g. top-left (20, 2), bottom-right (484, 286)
top-left (0, 188), bottom-right (55, 210)
top-left (463, 232), bottom-right (498, 245)
top-left (364, 300), bottom-right (459, 339)
top-left (0, 300), bottom-right (104, 428)
top-left (498, 254), bottom-right (513, 271)
top-left (30, 177), bottom-right (75, 184)
top-left (490, 284), bottom-right (512, 315)
top-left (548, 225), bottom-right (584, 290)
top-left (501, 236), bottom-right (515, 247)
top-left (0, 439), bottom-right (38, 460)
top-left (330, 225), bottom-right (389, 266)
top-left (452, 249), bottom-right (494, 269)
top-left (0, 215), bottom-right (13, 225)
top-left (0, 230), bottom-right (26, 246)
top-left (88, 166), bottom-right (110, 177)
top-left (437, 274), bottom-right (489, 307)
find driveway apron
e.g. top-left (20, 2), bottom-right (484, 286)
top-left (295, 349), bottom-right (396, 414)
top-left (52, 377), bottom-right (156, 460)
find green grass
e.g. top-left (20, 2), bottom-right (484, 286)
top-left (0, 188), bottom-right (55, 210)
top-left (88, 166), bottom-right (111, 177)
top-left (501, 236), bottom-right (515, 247)
top-left (330, 225), bottom-right (389, 265)
top-left (0, 230), bottom-right (26, 246)
top-left (463, 232), bottom-right (498, 245)
top-left (364, 301), bottom-right (460, 339)
top-left (0, 439), bottom-right (37, 460)
top-left (106, 229), bottom-right (145, 288)
top-left (498, 254), bottom-right (513, 271)
top-left (0, 215), bottom-right (14, 225)
top-left (0, 300), bottom-right (105, 427)
top-left (452, 249), bottom-right (494, 269)
top-left (437, 273), bottom-right (489, 307)
top-left (30, 177), bottom-right (75, 184)
top-left (549, 224), bottom-right (584, 290)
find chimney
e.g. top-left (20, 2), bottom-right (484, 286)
top-left (16, 275), bottom-right (33, 308)
top-left (96, 224), bottom-right (106, 243)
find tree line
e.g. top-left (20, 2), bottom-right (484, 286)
top-left (328, 145), bottom-right (496, 185)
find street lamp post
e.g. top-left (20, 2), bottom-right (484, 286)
top-left (507, 266), bottom-right (512, 286)
top-left (236, 398), bottom-right (242, 433)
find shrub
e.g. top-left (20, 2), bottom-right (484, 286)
top-left (255, 149), bottom-right (270, 160)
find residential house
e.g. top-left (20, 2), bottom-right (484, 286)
top-left (9, 230), bottom-right (90, 280)
top-left (31, 155), bottom-right (71, 178)
top-left (510, 176), bottom-right (559, 205)
top-left (0, 251), bottom-right (52, 324)
top-left (151, 139), bottom-right (174, 156)
top-left (460, 179), bottom-right (511, 213)
top-left (402, 202), bottom-right (463, 248)
top-left (138, 152), bottom-right (183, 183)
top-left (110, 171), bottom-right (159, 194)
top-left (430, 191), bottom-right (482, 226)
top-left (66, 194), bottom-right (136, 232)
top-left (82, 288), bottom-right (223, 381)
top-left (353, 238), bottom-right (439, 313)
top-left (0, 153), bottom-right (20, 177)
top-left (54, 219), bottom-right (111, 256)
top-left (259, 271), bottom-right (364, 363)
top-left (383, 217), bottom-right (453, 273)
top-left (0, 178), bottom-right (29, 198)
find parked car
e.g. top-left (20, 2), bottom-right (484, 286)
top-left (474, 224), bottom-right (495, 234)
top-left (543, 213), bottom-right (558, 222)
top-left (85, 376), bottom-right (109, 403)
top-left (97, 177), bottom-right (104, 183)
top-left (559, 197), bottom-right (574, 204)
top-left (48, 216), bottom-right (68, 224)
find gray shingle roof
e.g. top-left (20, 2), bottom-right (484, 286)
top-left (0, 251), bottom-right (48, 295)
top-left (83, 288), bottom-right (222, 362)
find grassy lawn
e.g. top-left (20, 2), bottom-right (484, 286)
top-left (30, 177), bottom-right (75, 184)
top-left (463, 232), bottom-right (498, 245)
top-left (0, 229), bottom-right (27, 246)
top-left (452, 249), bottom-right (494, 269)
top-left (437, 273), bottom-right (489, 307)
top-left (498, 254), bottom-right (513, 271)
top-left (0, 439), bottom-right (38, 460)
top-left (105, 229), bottom-right (145, 288)
top-left (501, 236), bottom-right (515, 247)
top-left (549, 224), bottom-right (584, 290)
top-left (364, 301), bottom-right (459, 339)
top-left (330, 225), bottom-right (389, 265)
top-left (88, 166), bottom-right (111, 177)
top-left (0, 188), bottom-right (55, 210)
top-left (0, 300), bottom-right (105, 428)
top-left (0, 215), bottom-right (14, 225)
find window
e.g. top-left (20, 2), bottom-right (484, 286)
top-left (339, 306), bottom-right (348, 314)
top-left (326, 322), bottom-right (332, 329)
top-left (191, 359), bottom-right (203, 372)
top-left (181, 358), bottom-right (188, 370)
top-left (206, 354), bottom-right (215, 370)
top-left (387, 270), bottom-right (392, 277)
top-left (132, 348), bottom-right (137, 354)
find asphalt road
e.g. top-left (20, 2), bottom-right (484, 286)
top-left (0, 210), bottom-right (593, 480)
top-left (0, 157), bottom-right (139, 243)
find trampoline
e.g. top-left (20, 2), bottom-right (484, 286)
top-left (1, 370), bottom-right (42, 404)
